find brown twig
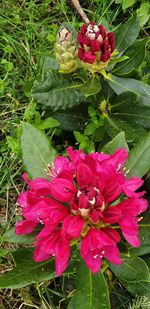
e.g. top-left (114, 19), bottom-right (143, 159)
top-left (67, 0), bottom-right (89, 24)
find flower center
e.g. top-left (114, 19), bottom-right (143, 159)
top-left (71, 186), bottom-right (105, 218)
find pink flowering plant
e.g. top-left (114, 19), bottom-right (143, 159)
top-left (15, 147), bottom-right (148, 276)
top-left (1, 1), bottom-right (150, 307)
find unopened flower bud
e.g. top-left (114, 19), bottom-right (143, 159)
top-left (55, 26), bottom-right (78, 74)
top-left (77, 21), bottom-right (115, 73)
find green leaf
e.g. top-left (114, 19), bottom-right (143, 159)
top-left (126, 131), bottom-right (150, 177)
top-left (129, 209), bottom-right (150, 256)
top-left (37, 117), bottom-right (60, 130)
top-left (79, 77), bottom-right (101, 97)
top-left (110, 93), bottom-right (150, 130)
top-left (111, 283), bottom-right (131, 309)
top-left (68, 258), bottom-right (110, 309)
top-left (84, 122), bottom-right (96, 136)
top-left (122, 0), bottom-right (136, 10)
top-left (102, 131), bottom-right (129, 153)
top-left (51, 105), bottom-right (89, 131)
top-left (110, 255), bottom-right (150, 295)
top-left (142, 254), bottom-right (150, 269)
top-left (137, 1), bottom-right (150, 27)
top-left (0, 248), bottom-right (56, 289)
top-left (21, 123), bottom-right (57, 179)
top-left (106, 74), bottom-right (150, 105)
top-left (31, 70), bottom-right (84, 111)
top-left (2, 228), bottom-right (36, 244)
top-left (113, 38), bottom-right (149, 75)
top-left (114, 16), bottom-right (140, 55)
top-left (6, 136), bottom-right (20, 155)
top-left (104, 116), bottom-right (137, 143)
top-left (38, 56), bottom-right (59, 77)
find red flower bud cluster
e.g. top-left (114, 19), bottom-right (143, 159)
top-left (78, 22), bottom-right (115, 64)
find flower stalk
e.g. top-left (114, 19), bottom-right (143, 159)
top-left (67, 0), bottom-right (89, 24)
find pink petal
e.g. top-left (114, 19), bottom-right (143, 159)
top-left (81, 24), bottom-right (87, 34)
top-left (103, 227), bottom-right (120, 243)
top-left (91, 39), bottom-right (101, 52)
top-left (67, 147), bottom-right (85, 165)
top-left (78, 194), bottom-right (89, 209)
top-left (35, 221), bottom-right (59, 240)
top-left (81, 229), bottom-right (98, 256)
top-left (49, 178), bottom-right (76, 202)
top-left (17, 191), bottom-right (28, 208)
top-left (77, 32), bottom-right (84, 44)
top-left (104, 245), bottom-right (122, 265)
top-left (76, 163), bottom-right (92, 187)
top-left (33, 246), bottom-right (51, 262)
top-left (106, 148), bottom-right (128, 170)
top-left (82, 249), bottom-right (102, 273)
top-left (22, 173), bottom-right (30, 184)
top-left (118, 198), bottom-right (148, 216)
top-left (15, 220), bottom-right (37, 235)
top-left (102, 182), bottom-right (122, 204)
top-left (95, 229), bottom-right (114, 246)
top-left (122, 177), bottom-right (144, 197)
top-left (102, 206), bottom-right (121, 224)
top-left (55, 238), bottom-right (70, 276)
top-left (62, 215), bottom-right (85, 239)
top-left (107, 32), bottom-right (115, 52)
top-left (29, 178), bottom-right (51, 196)
top-left (122, 233), bottom-right (140, 247)
top-left (98, 24), bottom-right (106, 38)
top-left (23, 198), bottom-right (69, 223)
top-left (119, 217), bottom-right (138, 235)
top-left (101, 51), bottom-right (110, 62)
top-left (83, 52), bottom-right (96, 64)
top-left (52, 156), bottom-right (72, 179)
top-left (78, 48), bottom-right (84, 60)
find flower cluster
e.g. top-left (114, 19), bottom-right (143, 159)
top-left (55, 22), bottom-right (115, 73)
top-left (15, 148), bottom-right (147, 276)
top-left (78, 22), bottom-right (114, 65)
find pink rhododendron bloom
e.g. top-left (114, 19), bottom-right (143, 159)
top-left (77, 22), bottom-right (115, 72)
top-left (15, 147), bottom-right (148, 276)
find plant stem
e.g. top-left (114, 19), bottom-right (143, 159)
top-left (67, 0), bottom-right (89, 23)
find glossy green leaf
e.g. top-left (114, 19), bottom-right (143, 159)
top-left (102, 131), bottom-right (129, 153)
top-left (142, 255), bottom-right (150, 269)
top-left (129, 209), bottom-right (150, 256)
top-left (31, 70), bottom-right (84, 111)
top-left (0, 248), bottom-right (56, 289)
top-left (2, 228), bottom-right (36, 244)
top-left (137, 1), bottom-right (150, 27)
top-left (36, 117), bottom-right (60, 130)
top-left (110, 255), bottom-right (150, 295)
top-left (21, 123), bottom-right (57, 179)
top-left (126, 131), bottom-right (150, 177)
top-left (51, 105), bottom-right (89, 131)
top-left (68, 258), bottom-right (110, 309)
top-left (110, 93), bottom-right (150, 130)
top-left (106, 75), bottom-right (150, 105)
top-left (122, 0), bottom-right (136, 10)
top-left (113, 38), bottom-right (149, 75)
top-left (79, 77), bottom-right (101, 97)
top-left (111, 283), bottom-right (131, 309)
top-left (104, 116), bottom-right (137, 143)
top-left (38, 55), bottom-right (59, 77)
top-left (114, 16), bottom-right (140, 55)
